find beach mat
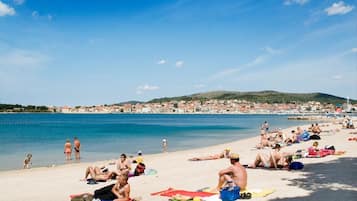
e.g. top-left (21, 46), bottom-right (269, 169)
top-left (201, 188), bottom-right (275, 200)
top-left (151, 188), bottom-right (215, 198)
top-left (145, 168), bottom-right (158, 175)
top-left (243, 164), bottom-right (289, 170)
top-left (69, 193), bottom-right (93, 201)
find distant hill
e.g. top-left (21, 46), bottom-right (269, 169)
top-left (148, 90), bottom-right (355, 105)
top-left (115, 100), bottom-right (145, 105)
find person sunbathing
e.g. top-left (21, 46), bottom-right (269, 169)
top-left (312, 123), bottom-right (322, 134)
top-left (82, 166), bottom-right (117, 182)
top-left (256, 132), bottom-right (274, 149)
top-left (250, 144), bottom-right (292, 169)
top-left (112, 174), bottom-right (130, 201)
top-left (189, 148), bottom-right (231, 161)
top-left (307, 141), bottom-right (334, 157)
top-left (116, 153), bottom-right (132, 176)
top-left (214, 153), bottom-right (247, 191)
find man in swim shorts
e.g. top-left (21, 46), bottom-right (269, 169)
top-left (74, 137), bottom-right (81, 160)
top-left (215, 153), bottom-right (247, 191)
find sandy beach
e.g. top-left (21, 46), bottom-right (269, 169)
top-left (0, 121), bottom-right (356, 201)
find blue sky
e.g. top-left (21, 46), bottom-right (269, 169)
top-left (0, 0), bottom-right (356, 106)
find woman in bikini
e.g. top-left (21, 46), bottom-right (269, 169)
top-left (64, 139), bottom-right (72, 160)
top-left (112, 174), bottom-right (130, 201)
top-left (251, 144), bottom-right (292, 169)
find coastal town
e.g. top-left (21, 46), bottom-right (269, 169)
top-left (53, 99), bottom-right (356, 114)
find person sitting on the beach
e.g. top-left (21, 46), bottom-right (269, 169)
top-left (83, 166), bottom-right (117, 182)
top-left (92, 174), bottom-right (130, 201)
top-left (116, 153), bottom-right (131, 175)
top-left (112, 174), bottom-right (130, 201)
top-left (132, 150), bottom-right (144, 164)
top-left (214, 153), bottom-right (247, 191)
top-left (250, 144), bottom-right (292, 169)
top-left (347, 118), bottom-right (355, 129)
top-left (256, 131), bottom-right (271, 149)
top-left (312, 123), bottom-right (321, 134)
top-left (23, 153), bottom-right (32, 169)
top-left (189, 148), bottom-right (231, 161)
top-left (133, 162), bottom-right (146, 176)
top-left (286, 130), bottom-right (299, 143)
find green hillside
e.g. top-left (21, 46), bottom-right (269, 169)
top-left (148, 91), bottom-right (355, 105)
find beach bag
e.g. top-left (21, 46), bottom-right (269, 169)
top-left (220, 186), bottom-right (240, 201)
top-left (309, 135), bottom-right (321, 140)
top-left (134, 162), bottom-right (146, 176)
top-left (299, 131), bottom-right (310, 141)
top-left (289, 161), bottom-right (304, 170)
top-left (71, 194), bottom-right (93, 201)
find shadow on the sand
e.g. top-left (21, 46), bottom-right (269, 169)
top-left (268, 157), bottom-right (357, 201)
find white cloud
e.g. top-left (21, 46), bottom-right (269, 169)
top-left (332, 75), bottom-right (342, 80)
top-left (246, 55), bottom-right (268, 67)
top-left (136, 84), bottom-right (159, 94)
top-left (284, 0), bottom-right (309, 6)
top-left (325, 1), bottom-right (354, 16)
top-left (157, 59), bottom-right (166, 65)
top-left (13, 0), bottom-right (25, 5)
top-left (0, 1), bottom-right (15, 16)
top-left (0, 49), bottom-right (49, 67)
top-left (262, 46), bottom-right (282, 55)
top-left (32, 11), bottom-right (39, 18)
top-left (352, 48), bottom-right (357, 52)
top-left (136, 84), bottom-right (160, 91)
top-left (175, 60), bottom-right (184, 68)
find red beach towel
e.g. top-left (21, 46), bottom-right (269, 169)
top-left (151, 188), bottom-right (215, 197)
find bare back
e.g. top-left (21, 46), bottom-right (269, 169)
top-left (231, 163), bottom-right (247, 190)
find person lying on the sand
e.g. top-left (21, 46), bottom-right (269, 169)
top-left (256, 131), bottom-right (274, 149)
top-left (214, 153), bottom-right (247, 191)
top-left (188, 148), bottom-right (231, 161)
top-left (250, 144), bottom-right (292, 169)
top-left (82, 166), bottom-right (117, 181)
top-left (307, 141), bottom-right (336, 157)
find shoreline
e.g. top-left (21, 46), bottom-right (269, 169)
top-left (0, 121), bottom-right (356, 201)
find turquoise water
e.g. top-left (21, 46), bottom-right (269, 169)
top-left (0, 114), bottom-right (307, 171)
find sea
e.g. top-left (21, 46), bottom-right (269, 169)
top-left (0, 113), bottom-right (309, 171)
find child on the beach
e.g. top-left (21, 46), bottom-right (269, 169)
top-left (162, 138), bottom-right (168, 152)
top-left (23, 153), bottom-right (32, 169)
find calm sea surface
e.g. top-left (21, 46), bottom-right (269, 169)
top-left (0, 114), bottom-right (307, 171)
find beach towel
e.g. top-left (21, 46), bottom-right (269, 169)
top-left (151, 188), bottom-right (215, 198)
top-left (70, 193), bottom-right (93, 201)
top-left (202, 188), bottom-right (275, 200)
top-left (145, 168), bottom-right (158, 175)
top-left (243, 164), bottom-right (290, 170)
